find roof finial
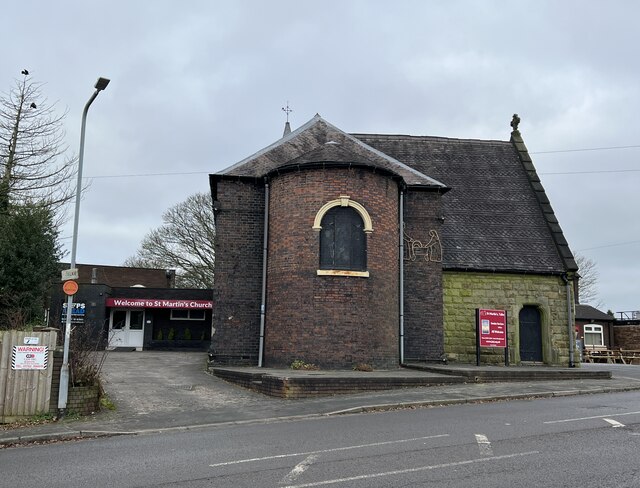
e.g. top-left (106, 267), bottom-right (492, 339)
top-left (282, 101), bottom-right (293, 136)
top-left (510, 113), bottom-right (521, 133)
top-left (282, 101), bottom-right (293, 122)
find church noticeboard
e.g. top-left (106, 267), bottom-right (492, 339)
top-left (476, 309), bottom-right (508, 366)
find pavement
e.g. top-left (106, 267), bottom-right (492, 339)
top-left (3, 351), bottom-right (640, 447)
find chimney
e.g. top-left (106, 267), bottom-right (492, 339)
top-left (166, 269), bottom-right (176, 288)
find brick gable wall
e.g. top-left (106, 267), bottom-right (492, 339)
top-left (210, 178), bottom-right (265, 364)
top-left (402, 191), bottom-right (445, 361)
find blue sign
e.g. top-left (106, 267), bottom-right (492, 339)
top-left (61, 302), bottom-right (86, 323)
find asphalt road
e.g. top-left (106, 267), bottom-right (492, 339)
top-left (2, 387), bottom-right (640, 487)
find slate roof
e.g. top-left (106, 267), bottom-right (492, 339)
top-left (218, 116), bottom-right (446, 189)
top-left (215, 116), bottom-right (576, 275)
top-left (575, 304), bottom-right (614, 322)
top-left (355, 132), bottom-right (574, 274)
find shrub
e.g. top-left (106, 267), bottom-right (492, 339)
top-left (353, 363), bottom-right (374, 372)
top-left (69, 321), bottom-right (109, 389)
top-left (290, 359), bottom-right (320, 370)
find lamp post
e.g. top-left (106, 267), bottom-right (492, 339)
top-left (58, 77), bottom-right (110, 418)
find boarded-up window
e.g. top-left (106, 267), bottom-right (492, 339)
top-left (320, 206), bottom-right (366, 271)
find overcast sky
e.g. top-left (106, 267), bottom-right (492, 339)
top-left (2, 0), bottom-right (638, 314)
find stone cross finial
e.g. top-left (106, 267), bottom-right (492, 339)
top-left (511, 113), bottom-right (521, 132)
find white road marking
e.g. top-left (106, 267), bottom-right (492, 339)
top-left (474, 434), bottom-right (493, 456)
top-left (544, 410), bottom-right (640, 424)
top-left (209, 434), bottom-right (449, 467)
top-left (615, 376), bottom-right (640, 383)
top-left (603, 418), bottom-right (625, 428)
top-left (280, 455), bottom-right (319, 485)
top-left (281, 451), bottom-right (540, 488)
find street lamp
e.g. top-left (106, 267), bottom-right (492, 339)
top-left (58, 77), bottom-right (110, 418)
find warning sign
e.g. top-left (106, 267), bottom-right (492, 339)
top-left (12, 345), bottom-right (49, 370)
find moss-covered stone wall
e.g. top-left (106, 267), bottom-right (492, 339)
top-left (443, 271), bottom-right (574, 366)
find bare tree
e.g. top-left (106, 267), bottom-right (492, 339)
top-left (0, 71), bottom-right (76, 217)
top-left (575, 253), bottom-right (602, 307)
top-left (125, 192), bottom-right (215, 288)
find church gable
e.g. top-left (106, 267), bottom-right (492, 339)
top-left (219, 115), bottom-right (446, 190)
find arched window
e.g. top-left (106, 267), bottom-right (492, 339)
top-left (319, 206), bottom-right (367, 271)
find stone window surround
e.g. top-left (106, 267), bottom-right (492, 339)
top-left (313, 195), bottom-right (372, 278)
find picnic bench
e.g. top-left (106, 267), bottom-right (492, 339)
top-left (583, 348), bottom-right (640, 365)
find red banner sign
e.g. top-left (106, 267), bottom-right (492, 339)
top-left (478, 309), bottom-right (507, 348)
top-left (105, 298), bottom-right (213, 309)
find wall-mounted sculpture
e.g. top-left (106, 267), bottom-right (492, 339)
top-left (403, 230), bottom-right (442, 263)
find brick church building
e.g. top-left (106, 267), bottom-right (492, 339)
top-left (209, 115), bottom-right (578, 369)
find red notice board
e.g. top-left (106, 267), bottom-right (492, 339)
top-left (478, 309), bottom-right (507, 348)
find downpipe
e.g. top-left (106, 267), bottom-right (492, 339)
top-left (562, 273), bottom-right (576, 368)
top-left (399, 190), bottom-right (405, 365)
top-left (258, 178), bottom-right (269, 367)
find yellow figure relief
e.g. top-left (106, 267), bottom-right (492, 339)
top-left (403, 230), bottom-right (442, 262)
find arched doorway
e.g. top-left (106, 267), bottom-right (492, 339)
top-left (519, 306), bottom-right (542, 362)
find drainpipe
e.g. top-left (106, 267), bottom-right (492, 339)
top-left (258, 178), bottom-right (270, 367)
top-left (562, 274), bottom-right (576, 367)
top-left (399, 190), bottom-right (405, 364)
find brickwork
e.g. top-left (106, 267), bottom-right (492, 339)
top-left (49, 351), bottom-right (62, 413)
top-left (613, 326), bottom-right (640, 350)
top-left (49, 351), bottom-right (100, 415)
top-left (61, 264), bottom-right (172, 287)
top-left (66, 386), bottom-right (100, 416)
top-left (575, 320), bottom-right (614, 350)
top-left (212, 368), bottom-right (460, 398)
top-left (403, 191), bottom-right (444, 361)
top-left (210, 178), bottom-right (265, 364)
top-left (265, 167), bottom-right (400, 369)
top-left (443, 272), bottom-right (573, 366)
